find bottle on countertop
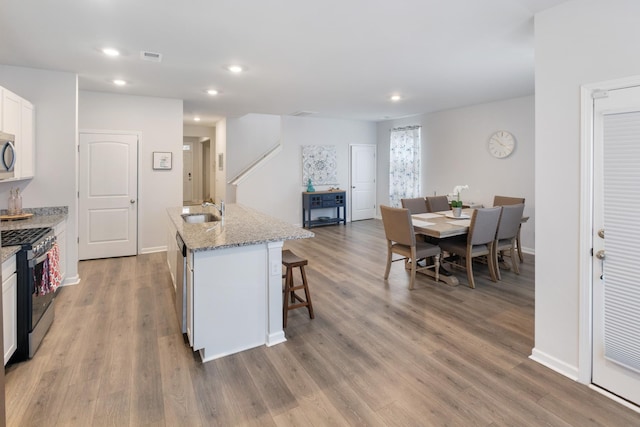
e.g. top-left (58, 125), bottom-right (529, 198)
top-left (8, 188), bottom-right (16, 216)
top-left (15, 188), bottom-right (22, 215)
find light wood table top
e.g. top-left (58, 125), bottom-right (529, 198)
top-left (411, 209), bottom-right (474, 239)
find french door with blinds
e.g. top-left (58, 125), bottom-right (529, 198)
top-left (592, 85), bottom-right (640, 406)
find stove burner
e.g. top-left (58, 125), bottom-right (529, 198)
top-left (1, 227), bottom-right (53, 247)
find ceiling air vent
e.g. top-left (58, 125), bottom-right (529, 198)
top-left (140, 51), bottom-right (162, 62)
top-left (290, 111), bottom-right (316, 117)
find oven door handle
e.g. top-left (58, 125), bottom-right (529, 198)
top-left (30, 251), bottom-right (50, 268)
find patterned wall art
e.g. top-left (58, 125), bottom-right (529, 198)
top-left (302, 145), bottom-right (338, 185)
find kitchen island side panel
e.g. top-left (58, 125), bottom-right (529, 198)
top-left (192, 243), bottom-right (268, 362)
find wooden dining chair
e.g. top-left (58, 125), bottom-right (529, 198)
top-left (492, 203), bottom-right (525, 280)
top-left (493, 195), bottom-right (526, 262)
top-left (401, 197), bottom-right (428, 214)
top-left (380, 205), bottom-right (441, 290)
top-left (426, 196), bottom-right (450, 213)
top-left (439, 206), bottom-right (501, 288)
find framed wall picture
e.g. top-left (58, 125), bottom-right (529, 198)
top-left (153, 152), bottom-right (172, 170)
top-left (302, 145), bottom-right (338, 185)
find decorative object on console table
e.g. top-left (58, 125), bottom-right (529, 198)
top-left (302, 190), bottom-right (346, 228)
top-left (306, 178), bottom-right (315, 192)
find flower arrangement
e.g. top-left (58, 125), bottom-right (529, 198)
top-left (450, 185), bottom-right (469, 208)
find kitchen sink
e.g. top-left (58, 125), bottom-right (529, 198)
top-left (181, 213), bottom-right (220, 223)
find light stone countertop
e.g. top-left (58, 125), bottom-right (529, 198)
top-left (168, 203), bottom-right (314, 252)
top-left (1, 207), bottom-right (68, 263)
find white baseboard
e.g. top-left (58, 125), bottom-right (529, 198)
top-left (140, 245), bottom-right (167, 254)
top-left (60, 274), bottom-right (80, 287)
top-left (529, 348), bottom-right (579, 380)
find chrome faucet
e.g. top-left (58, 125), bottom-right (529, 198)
top-left (202, 200), bottom-right (225, 217)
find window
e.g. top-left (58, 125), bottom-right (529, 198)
top-left (389, 126), bottom-right (421, 207)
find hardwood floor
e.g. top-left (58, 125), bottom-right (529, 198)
top-left (5, 219), bottom-right (640, 426)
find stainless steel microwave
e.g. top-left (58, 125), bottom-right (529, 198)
top-left (0, 131), bottom-right (16, 180)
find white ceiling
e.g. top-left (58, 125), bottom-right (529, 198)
top-left (0, 0), bottom-right (569, 126)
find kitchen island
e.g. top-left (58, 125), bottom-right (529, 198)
top-left (167, 203), bottom-right (313, 362)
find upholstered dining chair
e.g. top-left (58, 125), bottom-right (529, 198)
top-left (401, 197), bottom-right (428, 214)
top-left (439, 206), bottom-right (502, 289)
top-left (380, 205), bottom-right (441, 290)
top-left (493, 195), bottom-right (526, 262)
top-left (426, 196), bottom-right (450, 213)
top-left (492, 203), bottom-right (525, 280)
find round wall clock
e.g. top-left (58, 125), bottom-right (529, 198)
top-left (488, 130), bottom-right (515, 158)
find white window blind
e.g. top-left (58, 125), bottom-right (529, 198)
top-left (603, 111), bottom-right (640, 373)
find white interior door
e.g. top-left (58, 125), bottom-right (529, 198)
top-left (183, 142), bottom-right (194, 203)
top-left (592, 85), bottom-right (640, 406)
top-left (79, 132), bottom-right (138, 260)
top-left (350, 144), bottom-right (376, 221)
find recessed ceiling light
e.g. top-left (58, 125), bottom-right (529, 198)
top-left (194, 117), bottom-right (201, 122)
top-left (226, 65), bottom-right (244, 73)
top-left (390, 95), bottom-right (401, 102)
top-left (102, 47), bottom-right (120, 57)
top-left (113, 79), bottom-right (127, 86)
top-left (206, 89), bottom-right (219, 96)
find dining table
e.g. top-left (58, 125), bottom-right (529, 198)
top-left (411, 209), bottom-right (473, 286)
top-left (411, 208), bottom-right (529, 286)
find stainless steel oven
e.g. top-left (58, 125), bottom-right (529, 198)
top-left (0, 131), bottom-right (16, 180)
top-left (1, 227), bottom-right (57, 362)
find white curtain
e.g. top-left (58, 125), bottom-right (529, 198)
top-left (389, 126), bottom-right (421, 207)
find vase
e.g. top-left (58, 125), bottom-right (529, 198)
top-left (306, 179), bottom-right (315, 192)
top-left (452, 207), bottom-right (462, 217)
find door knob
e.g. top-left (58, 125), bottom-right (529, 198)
top-left (130, 199), bottom-right (136, 204)
top-left (595, 250), bottom-right (605, 260)
top-left (598, 229), bottom-right (605, 239)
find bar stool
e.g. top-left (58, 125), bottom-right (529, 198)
top-left (282, 249), bottom-right (314, 327)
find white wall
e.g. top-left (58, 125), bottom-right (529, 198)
top-left (533, 0), bottom-right (640, 378)
top-left (235, 115), bottom-right (376, 225)
top-left (225, 114), bottom-right (282, 203)
top-left (79, 91), bottom-right (183, 253)
top-left (0, 65), bottom-right (79, 284)
top-left (376, 95), bottom-right (535, 252)
top-left (215, 119), bottom-right (227, 202)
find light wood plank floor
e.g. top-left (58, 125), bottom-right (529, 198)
top-left (5, 219), bottom-right (640, 426)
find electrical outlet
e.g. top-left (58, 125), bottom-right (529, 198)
top-left (271, 261), bottom-right (280, 276)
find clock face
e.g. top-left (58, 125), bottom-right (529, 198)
top-left (488, 130), bottom-right (515, 158)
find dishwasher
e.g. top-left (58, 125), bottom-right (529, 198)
top-left (175, 232), bottom-right (187, 334)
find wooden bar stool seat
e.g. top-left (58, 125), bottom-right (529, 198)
top-left (282, 249), bottom-right (314, 327)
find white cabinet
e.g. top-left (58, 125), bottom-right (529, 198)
top-left (167, 218), bottom-right (177, 288)
top-left (186, 249), bottom-right (193, 347)
top-left (1, 89), bottom-right (20, 137)
top-left (0, 86), bottom-right (35, 180)
top-left (2, 255), bottom-right (17, 365)
top-left (20, 100), bottom-right (35, 178)
top-left (54, 221), bottom-right (67, 283)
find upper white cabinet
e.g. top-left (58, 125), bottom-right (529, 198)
top-left (0, 86), bottom-right (35, 180)
top-left (20, 101), bottom-right (35, 178)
